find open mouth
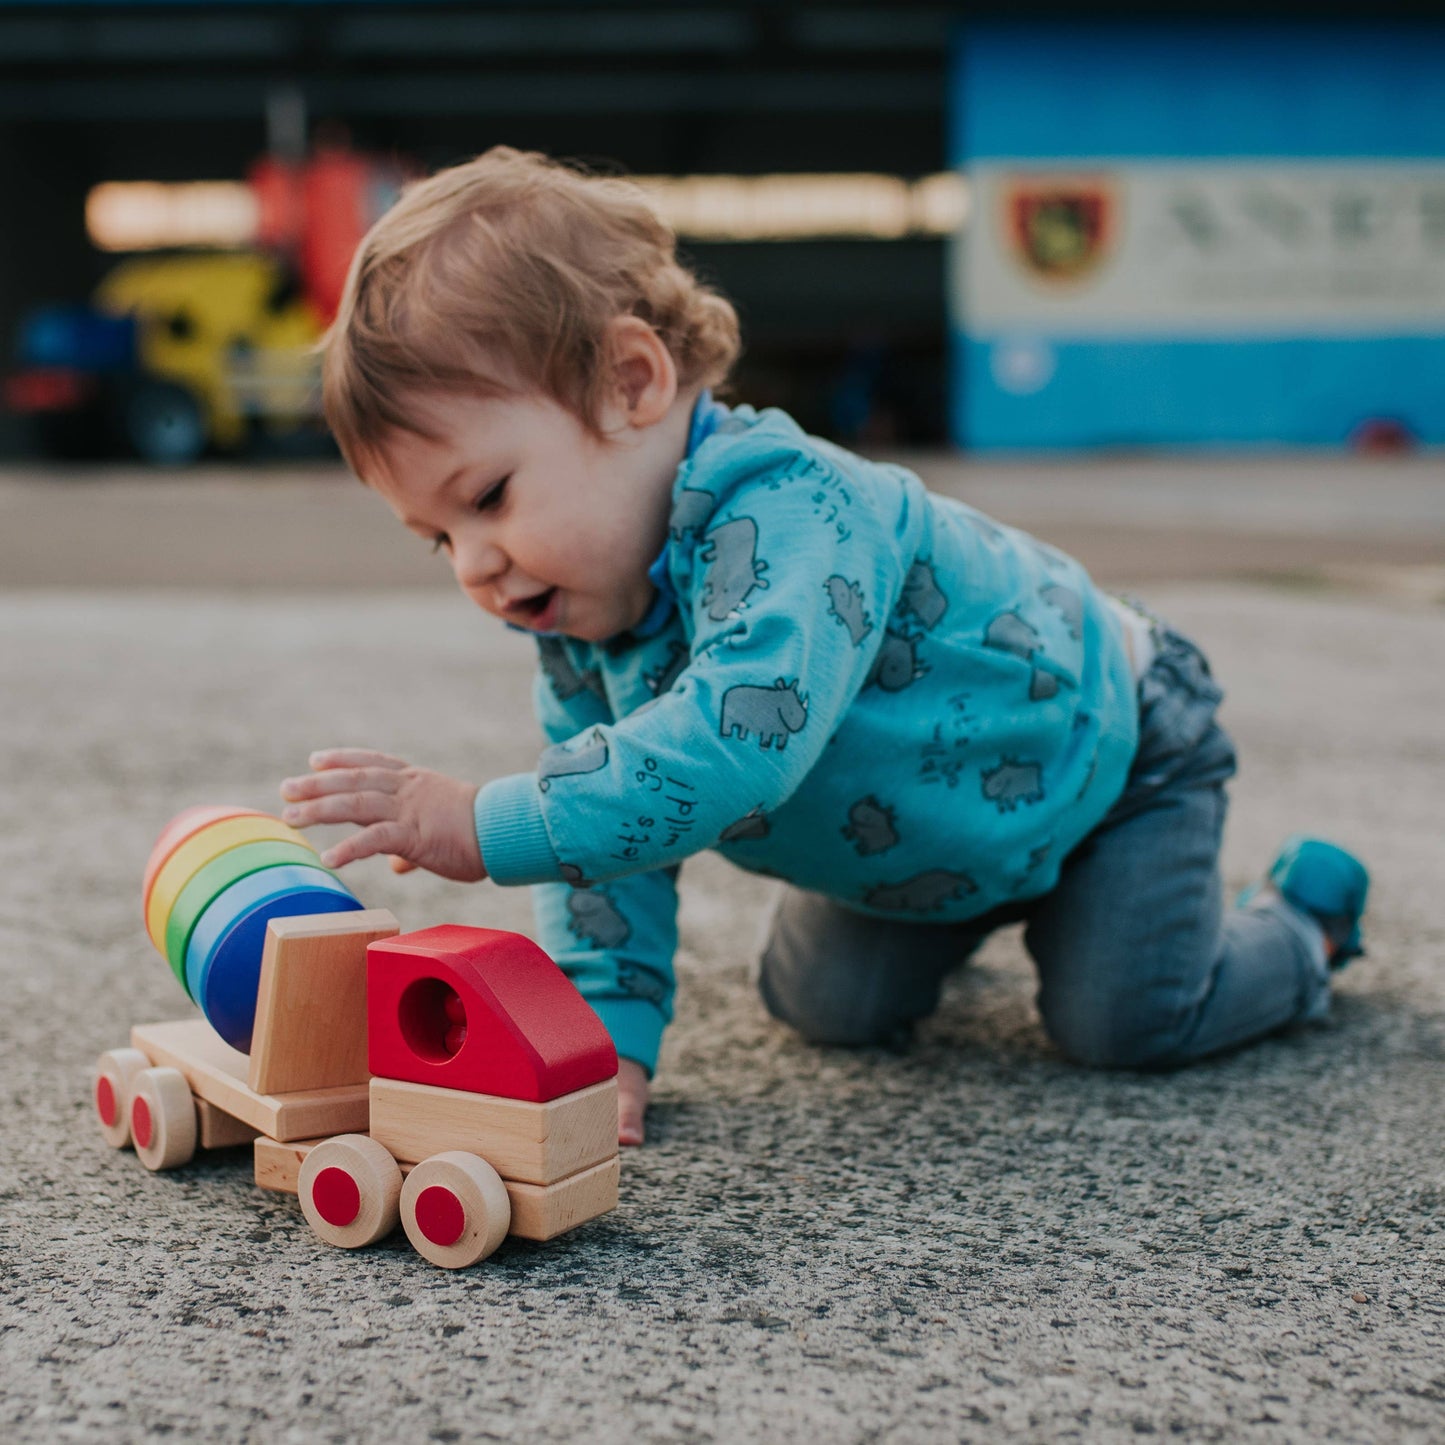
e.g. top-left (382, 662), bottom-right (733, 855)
top-left (509, 587), bottom-right (557, 625)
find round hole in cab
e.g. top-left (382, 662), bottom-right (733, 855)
top-left (397, 977), bottom-right (467, 1063)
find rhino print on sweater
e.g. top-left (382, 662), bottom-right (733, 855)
top-left (984, 610), bottom-right (1042, 660)
top-left (538, 636), bottom-right (606, 704)
top-left (899, 559), bottom-right (947, 630)
top-left (824, 575), bottom-right (873, 645)
top-left (537, 727), bottom-right (610, 791)
top-left (981, 756), bottom-right (1045, 812)
top-left (842, 795), bottom-right (900, 856)
top-left (720, 679), bottom-right (808, 749)
top-left (866, 630), bottom-right (928, 692)
top-left (864, 869), bottom-right (979, 913)
top-left (699, 516), bottom-right (770, 620)
top-left (566, 888), bottom-right (631, 949)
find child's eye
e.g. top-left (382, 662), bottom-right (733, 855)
top-left (475, 476), bottom-right (510, 512)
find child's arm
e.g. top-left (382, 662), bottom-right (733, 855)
top-left (525, 651), bottom-right (680, 1147)
top-left (530, 865), bottom-right (679, 1146)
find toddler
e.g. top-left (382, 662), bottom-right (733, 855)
top-left (279, 147), bottom-right (1370, 1147)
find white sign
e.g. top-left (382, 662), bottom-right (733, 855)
top-left (957, 160), bottom-right (1445, 336)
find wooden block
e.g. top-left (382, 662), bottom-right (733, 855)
top-left (255, 1134), bottom-right (331, 1193)
top-left (507, 1155), bottom-right (620, 1242)
top-left (248, 908), bottom-right (399, 1095)
top-left (253, 1136), bottom-right (619, 1242)
top-left (196, 1098), bottom-right (260, 1149)
top-left (132, 1019), bottom-right (369, 1142)
top-left (368, 1076), bottom-right (617, 1185)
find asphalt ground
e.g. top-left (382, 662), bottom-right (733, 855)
top-left (3, 452), bottom-right (1444, 593)
top-left (2, 455), bottom-right (1443, 1442)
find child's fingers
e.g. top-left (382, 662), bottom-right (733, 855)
top-left (281, 791), bottom-right (399, 829)
top-left (389, 856), bottom-right (419, 874)
top-left (307, 748), bottom-right (410, 771)
top-left (618, 1099), bottom-right (646, 1148)
top-left (279, 767), bottom-right (402, 803)
top-left (616, 1059), bottom-right (649, 1147)
top-left (318, 821), bottom-right (411, 870)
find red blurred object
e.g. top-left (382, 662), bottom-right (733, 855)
top-left (367, 925), bottom-right (618, 1102)
top-left (3, 368), bottom-right (93, 413)
top-left (249, 145), bottom-right (407, 322)
top-left (1350, 417), bottom-right (1417, 454)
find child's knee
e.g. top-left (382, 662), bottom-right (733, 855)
top-left (757, 941), bottom-right (908, 1047)
top-left (1040, 987), bottom-right (1190, 1070)
top-left (756, 887), bottom-right (960, 1049)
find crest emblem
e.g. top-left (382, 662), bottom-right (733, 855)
top-left (1004, 177), bottom-right (1115, 282)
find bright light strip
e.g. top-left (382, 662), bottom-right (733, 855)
top-left (85, 171), bottom-right (969, 251)
top-left (87, 181), bottom-right (259, 252)
top-left (636, 172), bottom-right (968, 240)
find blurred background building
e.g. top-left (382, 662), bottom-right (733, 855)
top-left (0, 1), bottom-right (1439, 461)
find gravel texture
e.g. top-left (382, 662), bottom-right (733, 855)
top-left (2, 570), bottom-right (1442, 1442)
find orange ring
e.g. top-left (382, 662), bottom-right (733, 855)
top-left (142, 805), bottom-right (268, 916)
top-left (144, 813), bottom-right (316, 954)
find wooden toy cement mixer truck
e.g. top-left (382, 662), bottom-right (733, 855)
top-left (92, 805), bottom-right (620, 1268)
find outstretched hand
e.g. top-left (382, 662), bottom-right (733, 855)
top-left (617, 1058), bottom-right (650, 1147)
top-left (279, 748), bottom-right (485, 882)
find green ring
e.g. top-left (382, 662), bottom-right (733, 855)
top-left (163, 839), bottom-right (332, 995)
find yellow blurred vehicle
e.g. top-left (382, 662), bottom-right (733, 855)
top-left (9, 250), bottom-right (326, 464)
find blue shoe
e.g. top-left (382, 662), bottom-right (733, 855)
top-left (1238, 835), bottom-right (1370, 969)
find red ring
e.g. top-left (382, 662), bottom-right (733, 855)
top-left (415, 1185), bottom-right (466, 1247)
top-left (131, 1094), bottom-right (153, 1150)
top-left (96, 1075), bottom-right (117, 1127)
top-left (312, 1166), bottom-right (362, 1228)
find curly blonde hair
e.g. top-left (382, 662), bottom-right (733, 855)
top-left (322, 146), bottom-right (741, 471)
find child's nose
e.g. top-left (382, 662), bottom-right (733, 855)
top-left (452, 534), bottom-right (507, 591)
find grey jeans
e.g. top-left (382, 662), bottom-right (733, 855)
top-left (757, 624), bottom-right (1332, 1069)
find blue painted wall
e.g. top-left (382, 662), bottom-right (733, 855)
top-left (951, 24), bottom-right (1445, 449)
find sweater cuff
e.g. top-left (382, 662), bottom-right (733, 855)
top-left (475, 773), bottom-right (561, 885)
top-left (587, 998), bottom-right (666, 1078)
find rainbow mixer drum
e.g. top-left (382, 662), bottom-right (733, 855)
top-left (142, 805), bottom-right (362, 1052)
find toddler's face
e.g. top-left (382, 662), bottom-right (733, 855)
top-left (366, 389), bottom-right (676, 642)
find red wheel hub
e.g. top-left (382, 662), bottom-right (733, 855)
top-left (312, 1166), bottom-right (361, 1227)
top-left (131, 1095), bottom-right (153, 1149)
top-left (415, 1185), bottom-right (466, 1246)
top-left (96, 1075), bottom-right (117, 1127)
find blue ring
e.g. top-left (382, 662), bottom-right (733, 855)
top-left (184, 863), bottom-right (361, 1052)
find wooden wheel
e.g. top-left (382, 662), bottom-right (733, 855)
top-left (400, 1152), bottom-right (511, 1269)
top-left (129, 1067), bottom-right (198, 1171)
top-left (297, 1134), bottom-right (403, 1248)
top-left (94, 1047), bottom-right (151, 1148)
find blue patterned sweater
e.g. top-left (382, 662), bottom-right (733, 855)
top-left (475, 402), bottom-right (1140, 1073)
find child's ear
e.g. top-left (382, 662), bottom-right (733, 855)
top-left (606, 316), bottom-right (677, 429)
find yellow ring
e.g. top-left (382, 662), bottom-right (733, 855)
top-left (145, 814), bottom-right (315, 953)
